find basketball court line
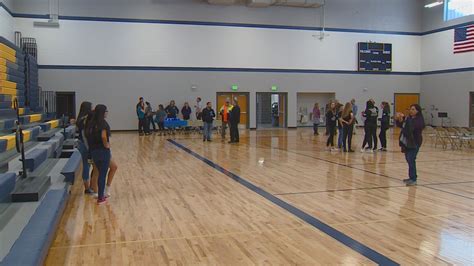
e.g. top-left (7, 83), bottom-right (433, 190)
top-left (168, 139), bottom-right (400, 266)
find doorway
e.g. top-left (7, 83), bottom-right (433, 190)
top-left (394, 93), bottom-right (420, 116)
top-left (216, 92), bottom-right (249, 128)
top-left (55, 92), bottom-right (76, 119)
top-left (296, 92), bottom-right (335, 127)
top-left (470, 92), bottom-right (474, 127)
top-left (256, 92), bottom-right (287, 129)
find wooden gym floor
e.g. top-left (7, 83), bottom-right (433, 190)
top-left (46, 128), bottom-right (473, 265)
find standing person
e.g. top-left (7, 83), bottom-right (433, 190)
top-left (395, 104), bottom-right (425, 186)
top-left (326, 102), bottom-right (337, 151)
top-left (137, 100), bottom-right (147, 136)
top-left (136, 97), bottom-right (146, 136)
top-left (165, 100), bottom-right (179, 119)
top-left (181, 102), bottom-right (192, 121)
top-left (86, 104), bottom-right (112, 205)
top-left (337, 104), bottom-right (344, 150)
top-left (195, 97), bottom-right (203, 120)
top-left (351, 99), bottom-right (358, 135)
top-left (312, 103), bottom-right (321, 135)
top-left (76, 101), bottom-right (94, 195)
top-left (341, 102), bottom-right (355, 152)
top-left (325, 101), bottom-right (331, 136)
top-left (362, 100), bottom-right (378, 152)
top-left (229, 98), bottom-right (241, 143)
top-left (379, 101), bottom-right (391, 151)
top-left (219, 99), bottom-right (233, 139)
top-left (145, 102), bottom-right (156, 132)
top-left (202, 102), bottom-right (216, 142)
top-left (155, 104), bottom-right (167, 135)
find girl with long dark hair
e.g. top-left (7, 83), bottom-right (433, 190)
top-left (361, 100), bottom-right (378, 152)
top-left (77, 101), bottom-right (94, 194)
top-left (86, 104), bottom-right (112, 204)
top-left (395, 104), bottom-right (425, 186)
top-left (326, 102), bottom-right (337, 151)
top-left (379, 102), bottom-right (391, 151)
top-left (341, 102), bottom-right (355, 152)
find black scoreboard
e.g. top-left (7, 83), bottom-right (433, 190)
top-left (358, 42), bottom-right (392, 72)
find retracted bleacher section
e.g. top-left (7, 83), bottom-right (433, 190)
top-left (0, 36), bottom-right (82, 265)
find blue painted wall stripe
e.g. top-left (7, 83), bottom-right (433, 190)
top-left (167, 139), bottom-right (399, 266)
top-left (0, 3), bottom-right (471, 37)
top-left (37, 64), bottom-right (473, 76)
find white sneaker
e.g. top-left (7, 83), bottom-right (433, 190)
top-left (105, 186), bottom-right (111, 198)
top-left (331, 148), bottom-right (340, 152)
top-left (360, 148), bottom-right (365, 153)
top-left (367, 149), bottom-right (374, 153)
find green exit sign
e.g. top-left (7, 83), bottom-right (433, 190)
top-left (271, 85), bottom-right (278, 91)
top-left (231, 85), bottom-right (238, 91)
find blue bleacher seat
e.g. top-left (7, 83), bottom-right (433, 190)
top-left (0, 172), bottom-right (16, 202)
top-left (25, 148), bottom-right (48, 172)
top-left (0, 187), bottom-right (70, 266)
top-left (61, 149), bottom-right (81, 184)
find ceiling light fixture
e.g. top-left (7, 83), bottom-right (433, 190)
top-left (424, 1), bottom-right (444, 8)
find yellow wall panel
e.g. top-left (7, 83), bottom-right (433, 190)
top-left (0, 43), bottom-right (16, 57)
top-left (0, 88), bottom-right (17, 95)
top-left (0, 52), bottom-right (16, 63)
top-left (0, 80), bottom-right (17, 89)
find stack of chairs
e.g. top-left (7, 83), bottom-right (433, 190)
top-left (430, 126), bottom-right (473, 150)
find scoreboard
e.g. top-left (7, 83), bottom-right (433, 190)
top-left (358, 42), bottom-right (392, 72)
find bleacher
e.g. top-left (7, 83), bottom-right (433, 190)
top-left (0, 37), bottom-right (82, 265)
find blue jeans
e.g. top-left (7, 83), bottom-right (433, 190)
top-left (91, 149), bottom-right (111, 199)
top-left (338, 127), bottom-right (344, 148)
top-left (77, 140), bottom-right (90, 181)
top-left (405, 146), bottom-right (420, 181)
top-left (203, 122), bottom-right (213, 140)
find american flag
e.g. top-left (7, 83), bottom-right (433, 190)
top-left (454, 24), bottom-right (474, 54)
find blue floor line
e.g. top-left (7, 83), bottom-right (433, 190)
top-left (168, 139), bottom-right (399, 266)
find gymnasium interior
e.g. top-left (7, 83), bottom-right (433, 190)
top-left (0, 0), bottom-right (473, 265)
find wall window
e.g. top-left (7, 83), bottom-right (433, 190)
top-left (444, 0), bottom-right (474, 21)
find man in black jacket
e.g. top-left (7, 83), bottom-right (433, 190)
top-left (201, 102), bottom-right (216, 142)
top-left (229, 98), bottom-right (241, 143)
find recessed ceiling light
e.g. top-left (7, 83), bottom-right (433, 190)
top-left (424, 1), bottom-right (444, 8)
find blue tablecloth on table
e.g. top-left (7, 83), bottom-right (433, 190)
top-left (164, 119), bottom-right (187, 128)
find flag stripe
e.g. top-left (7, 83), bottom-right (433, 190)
top-left (454, 24), bottom-right (474, 54)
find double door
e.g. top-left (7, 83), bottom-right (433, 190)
top-left (216, 92), bottom-right (249, 128)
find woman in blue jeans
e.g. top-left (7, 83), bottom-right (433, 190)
top-left (86, 104), bottom-right (112, 204)
top-left (77, 101), bottom-right (94, 194)
top-left (395, 104), bottom-right (425, 186)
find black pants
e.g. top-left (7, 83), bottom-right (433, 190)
top-left (230, 123), bottom-right (239, 142)
top-left (148, 116), bottom-right (156, 131)
top-left (138, 118), bottom-right (146, 134)
top-left (343, 124), bottom-right (354, 150)
top-left (158, 122), bottom-right (165, 131)
top-left (313, 123), bottom-right (319, 135)
top-left (379, 124), bottom-right (389, 148)
top-left (365, 124), bottom-right (377, 149)
top-left (326, 125), bottom-right (335, 147)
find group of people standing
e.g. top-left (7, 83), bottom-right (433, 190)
top-left (136, 97), bottom-right (194, 135)
top-left (76, 101), bottom-right (118, 205)
top-left (135, 96), bottom-right (241, 143)
top-left (317, 98), bottom-right (424, 186)
top-left (321, 99), bottom-right (391, 153)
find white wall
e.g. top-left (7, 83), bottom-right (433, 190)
top-left (421, 30), bottom-right (474, 72)
top-left (14, 18), bottom-right (421, 72)
top-left (296, 93), bottom-right (335, 126)
top-left (0, 3), bottom-right (14, 42)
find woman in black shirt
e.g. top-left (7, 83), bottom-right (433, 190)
top-left (86, 104), bottom-right (111, 205)
top-left (341, 102), bottom-right (355, 152)
top-left (77, 101), bottom-right (93, 194)
top-left (326, 102), bottom-right (337, 150)
top-left (379, 102), bottom-right (390, 151)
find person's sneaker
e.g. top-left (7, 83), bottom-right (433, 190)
top-left (97, 197), bottom-right (107, 205)
top-left (84, 188), bottom-right (95, 195)
top-left (403, 178), bottom-right (411, 183)
top-left (331, 148), bottom-right (340, 152)
top-left (349, 149), bottom-right (355, 153)
top-left (203, 139), bottom-right (206, 142)
top-left (105, 187), bottom-right (111, 198)
top-left (405, 180), bottom-right (417, 186)
top-left (360, 148), bottom-right (365, 153)
top-left (366, 149), bottom-right (374, 153)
